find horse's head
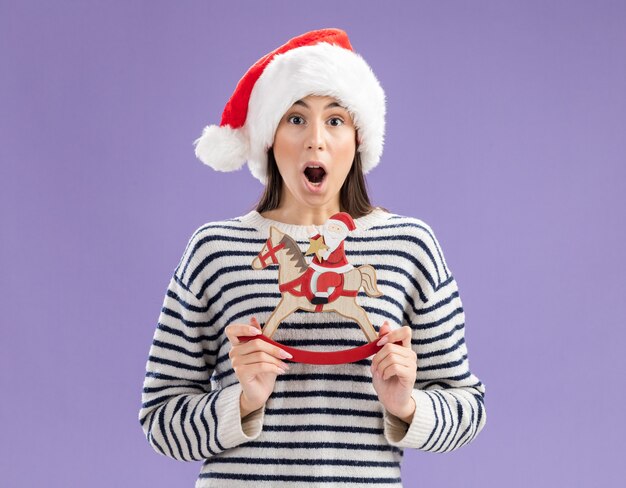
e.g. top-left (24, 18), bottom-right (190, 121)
top-left (252, 226), bottom-right (286, 270)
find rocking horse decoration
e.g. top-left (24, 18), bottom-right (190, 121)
top-left (240, 212), bottom-right (399, 365)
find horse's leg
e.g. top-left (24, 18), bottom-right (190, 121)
top-left (261, 298), bottom-right (283, 338)
top-left (333, 298), bottom-right (379, 342)
top-left (262, 295), bottom-right (300, 339)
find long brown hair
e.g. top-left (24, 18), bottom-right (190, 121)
top-left (255, 148), bottom-right (386, 218)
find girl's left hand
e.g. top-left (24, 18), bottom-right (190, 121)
top-left (371, 322), bottom-right (417, 423)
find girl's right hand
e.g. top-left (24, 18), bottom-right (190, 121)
top-left (225, 317), bottom-right (292, 417)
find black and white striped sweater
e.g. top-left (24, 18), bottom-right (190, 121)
top-left (139, 208), bottom-right (487, 487)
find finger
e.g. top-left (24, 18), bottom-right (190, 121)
top-left (400, 325), bottom-right (412, 348)
top-left (380, 362), bottom-right (415, 382)
top-left (376, 321), bottom-right (393, 345)
top-left (376, 347), bottom-right (416, 373)
top-left (371, 342), bottom-right (402, 374)
top-left (377, 321), bottom-right (391, 338)
top-left (373, 345), bottom-right (415, 374)
top-left (231, 351), bottom-right (290, 370)
top-left (377, 325), bottom-right (412, 348)
top-left (371, 350), bottom-right (381, 374)
top-left (236, 337), bottom-right (293, 360)
top-left (225, 322), bottom-right (262, 345)
top-left (250, 316), bottom-right (262, 331)
top-left (372, 334), bottom-right (406, 372)
top-left (372, 345), bottom-right (415, 375)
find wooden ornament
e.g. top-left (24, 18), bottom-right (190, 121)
top-left (239, 213), bottom-right (393, 365)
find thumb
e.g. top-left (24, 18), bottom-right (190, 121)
top-left (250, 317), bottom-right (262, 331)
top-left (378, 321), bottom-right (391, 337)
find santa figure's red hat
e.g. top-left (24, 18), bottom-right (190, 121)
top-left (327, 212), bottom-right (356, 234)
top-left (193, 28), bottom-right (386, 184)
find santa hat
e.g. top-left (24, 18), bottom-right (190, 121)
top-left (327, 212), bottom-right (356, 235)
top-left (193, 28), bottom-right (386, 184)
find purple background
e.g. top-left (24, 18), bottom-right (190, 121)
top-left (2, 1), bottom-right (625, 486)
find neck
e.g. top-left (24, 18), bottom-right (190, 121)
top-left (262, 195), bottom-right (341, 226)
top-left (262, 207), bottom-right (339, 226)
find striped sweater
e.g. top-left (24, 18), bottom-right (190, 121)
top-left (139, 208), bottom-right (487, 487)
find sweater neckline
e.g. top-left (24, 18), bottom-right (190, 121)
top-left (239, 207), bottom-right (393, 238)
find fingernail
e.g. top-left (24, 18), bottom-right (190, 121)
top-left (249, 327), bottom-right (261, 335)
top-left (377, 336), bottom-right (388, 346)
top-left (279, 349), bottom-right (293, 359)
top-left (281, 362), bottom-right (290, 370)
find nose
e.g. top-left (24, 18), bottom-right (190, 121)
top-left (306, 120), bottom-right (325, 151)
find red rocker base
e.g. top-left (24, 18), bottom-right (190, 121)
top-left (238, 334), bottom-right (402, 365)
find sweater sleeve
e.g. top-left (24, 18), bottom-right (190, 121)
top-left (382, 231), bottom-right (487, 452)
top-left (138, 252), bottom-right (265, 461)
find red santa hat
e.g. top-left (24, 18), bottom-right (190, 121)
top-left (327, 212), bottom-right (356, 235)
top-left (193, 28), bottom-right (386, 184)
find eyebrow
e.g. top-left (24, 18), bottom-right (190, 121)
top-left (293, 100), bottom-right (342, 110)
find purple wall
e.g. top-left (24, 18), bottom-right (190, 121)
top-left (2, 1), bottom-right (625, 486)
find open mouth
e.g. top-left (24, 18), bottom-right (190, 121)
top-left (304, 165), bottom-right (327, 186)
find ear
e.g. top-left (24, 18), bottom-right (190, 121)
top-left (269, 225), bottom-right (283, 244)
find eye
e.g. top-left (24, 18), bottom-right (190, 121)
top-left (288, 115), bottom-right (305, 125)
top-left (328, 117), bottom-right (344, 127)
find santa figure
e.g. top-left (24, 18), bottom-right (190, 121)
top-left (306, 212), bottom-right (356, 304)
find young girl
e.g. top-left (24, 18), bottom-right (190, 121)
top-left (139, 28), bottom-right (486, 487)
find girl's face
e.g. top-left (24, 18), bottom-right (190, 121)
top-left (272, 95), bottom-right (356, 210)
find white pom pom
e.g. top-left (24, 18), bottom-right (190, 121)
top-left (193, 125), bottom-right (249, 172)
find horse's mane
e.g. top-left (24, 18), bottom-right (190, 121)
top-left (279, 235), bottom-right (308, 273)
